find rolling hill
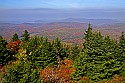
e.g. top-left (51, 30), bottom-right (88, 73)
top-left (0, 20), bottom-right (125, 43)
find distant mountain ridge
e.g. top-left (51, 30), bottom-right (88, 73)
top-left (32, 18), bottom-right (123, 25)
top-left (0, 18), bottom-right (123, 25)
top-left (58, 18), bottom-right (122, 25)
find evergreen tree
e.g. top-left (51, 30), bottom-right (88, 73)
top-left (0, 36), bottom-right (9, 65)
top-left (72, 24), bottom-right (123, 81)
top-left (12, 33), bottom-right (19, 42)
top-left (28, 38), bottom-right (58, 69)
top-left (52, 38), bottom-right (69, 60)
top-left (84, 23), bottom-right (93, 41)
top-left (119, 31), bottom-right (125, 47)
top-left (2, 37), bottom-right (57, 83)
top-left (70, 45), bottom-right (80, 60)
top-left (2, 61), bottom-right (42, 83)
top-left (118, 32), bottom-right (125, 69)
top-left (22, 30), bottom-right (30, 42)
top-left (20, 37), bottom-right (58, 69)
top-left (21, 36), bottom-right (43, 54)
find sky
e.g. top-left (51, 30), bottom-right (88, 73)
top-left (0, 0), bottom-right (125, 9)
top-left (0, 0), bottom-right (125, 22)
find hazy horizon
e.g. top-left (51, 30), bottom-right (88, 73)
top-left (0, 0), bottom-right (125, 23)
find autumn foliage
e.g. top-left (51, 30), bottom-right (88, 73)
top-left (108, 74), bottom-right (125, 83)
top-left (7, 40), bottom-right (21, 52)
top-left (40, 59), bottom-right (75, 83)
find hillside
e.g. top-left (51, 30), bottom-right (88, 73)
top-left (0, 21), bottom-right (125, 43)
top-left (0, 22), bottom-right (89, 43)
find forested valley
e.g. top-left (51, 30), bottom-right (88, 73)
top-left (1, 24), bottom-right (125, 83)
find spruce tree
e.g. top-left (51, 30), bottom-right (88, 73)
top-left (84, 23), bottom-right (93, 41)
top-left (73, 24), bottom-right (123, 81)
top-left (118, 32), bottom-right (125, 69)
top-left (70, 45), bottom-right (80, 60)
top-left (2, 37), bottom-right (56, 83)
top-left (52, 38), bottom-right (69, 60)
top-left (12, 33), bottom-right (19, 42)
top-left (119, 31), bottom-right (125, 47)
top-left (22, 30), bottom-right (30, 42)
top-left (0, 36), bottom-right (9, 65)
top-left (2, 60), bottom-right (42, 83)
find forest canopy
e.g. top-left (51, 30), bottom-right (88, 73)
top-left (0, 24), bottom-right (125, 83)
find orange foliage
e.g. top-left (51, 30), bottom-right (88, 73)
top-left (40, 67), bottom-right (56, 82)
top-left (7, 40), bottom-right (21, 52)
top-left (0, 64), bottom-right (5, 74)
top-left (80, 76), bottom-right (89, 83)
top-left (109, 74), bottom-right (125, 83)
top-left (98, 74), bottom-right (125, 83)
top-left (40, 59), bottom-right (75, 83)
top-left (55, 59), bottom-right (75, 82)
